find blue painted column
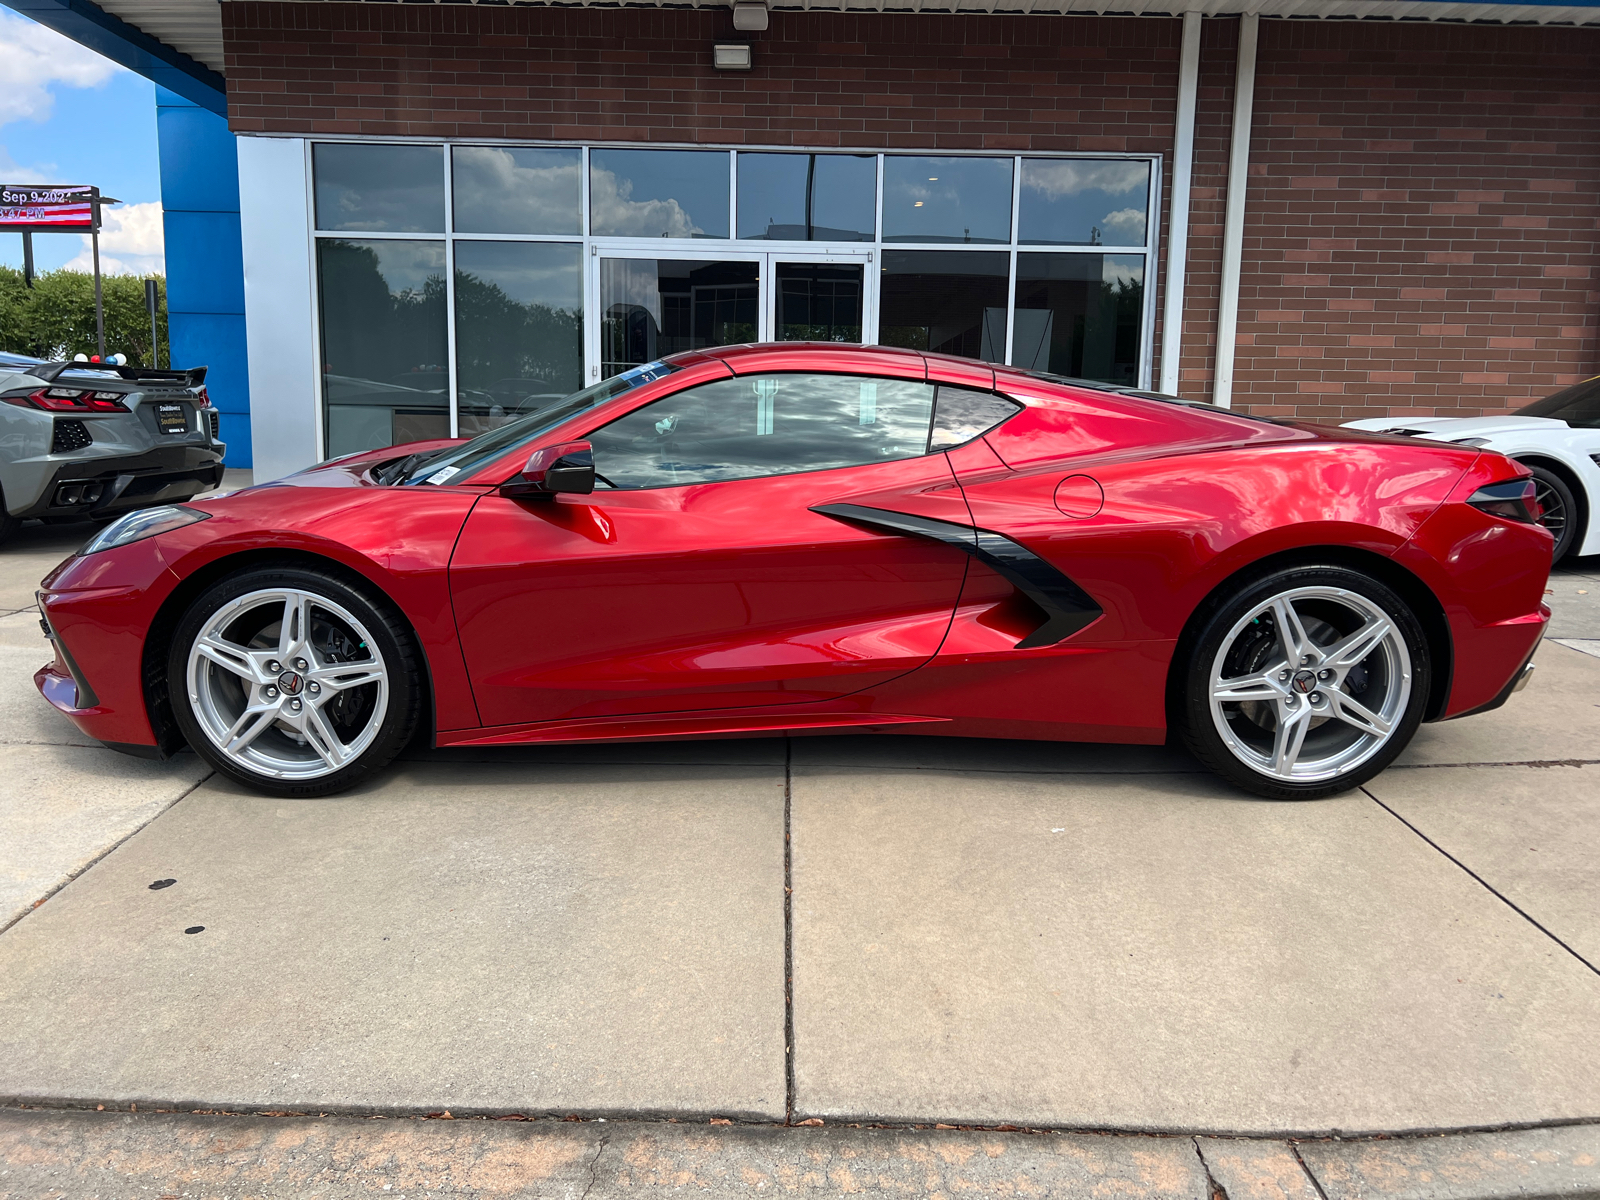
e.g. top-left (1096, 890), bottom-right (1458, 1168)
top-left (156, 86), bottom-right (251, 466)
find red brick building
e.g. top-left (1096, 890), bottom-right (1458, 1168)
top-left (34, 0), bottom-right (1600, 474)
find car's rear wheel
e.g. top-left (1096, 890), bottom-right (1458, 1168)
top-left (168, 565), bottom-right (421, 797)
top-left (1177, 565), bottom-right (1430, 801)
top-left (0, 485), bottom-right (19, 546)
top-left (1520, 464), bottom-right (1578, 563)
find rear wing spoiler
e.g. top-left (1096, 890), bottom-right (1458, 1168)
top-left (28, 361), bottom-right (207, 388)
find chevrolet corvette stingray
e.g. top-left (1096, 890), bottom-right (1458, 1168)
top-left (35, 344), bottom-right (1552, 800)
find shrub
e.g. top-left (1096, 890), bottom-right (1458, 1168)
top-left (0, 266), bottom-right (168, 366)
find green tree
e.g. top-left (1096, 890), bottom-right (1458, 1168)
top-left (0, 266), bottom-right (169, 367)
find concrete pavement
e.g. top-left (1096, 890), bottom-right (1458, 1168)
top-left (1, 499), bottom-right (1597, 1182)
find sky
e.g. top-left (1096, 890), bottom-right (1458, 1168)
top-left (0, 8), bottom-right (164, 276)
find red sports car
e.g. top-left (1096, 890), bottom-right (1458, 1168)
top-left (35, 344), bottom-right (1551, 801)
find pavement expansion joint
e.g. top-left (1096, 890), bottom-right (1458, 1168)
top-left (1364, 787), bottom-right (1600, 978)
top-left (0, 771), bottom-right (214, 938)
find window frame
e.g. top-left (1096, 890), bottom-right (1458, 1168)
top-left (304, 138), bottom-right (1160, 460)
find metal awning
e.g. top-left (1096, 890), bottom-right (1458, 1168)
top-left (4, 0), bottom-right (1596, 116)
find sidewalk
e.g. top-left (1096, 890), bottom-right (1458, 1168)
top-left (1, 493), bottom-right (1597, 1193)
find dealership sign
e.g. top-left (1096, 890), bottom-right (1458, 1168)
top-left (0, 184), bottom-right (99, 232)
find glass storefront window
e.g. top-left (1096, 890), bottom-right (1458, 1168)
top-left (1018, 159), bottom-right (1150, 247)
top-left (1012, 254), bottom-right (1145, 384)
top-left (454, 241), bottom-right (584, 438)
top-left (881, 157), bottom-right (1013, 245)
top-left (452, 146), bottom-right (582, 235)
top-left (775, 263), bottom-right (864, 342)
top-left (879, 250), bottom-right (1009, 362)
top-left (313, 144), bottom-right (445, 233)
top-left (317, 239), bottom-right (448, 456)
top-left (600, 259), bottom-right (758, 376)
top-left (737, 153), bottom-right (877, 241)
top-left (591, 149), bottom-right (731, 239)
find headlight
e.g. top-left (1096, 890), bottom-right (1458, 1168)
top-left (80, 505), bottom-right (210, 555)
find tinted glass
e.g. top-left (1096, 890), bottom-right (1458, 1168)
top-left (1018, 159), bottom-right (1150, 246)
top-left (1519, 376), bottom-right (1600, 428)
top-left (454, 241), bottom-right (583, 438)
top-left (600, 258), bottom-right (757, 378)
top-left (1012, 253), bottom-right (1144, 385)
top-left (879, 250), bottom-right (1010, 362)
top-left (313, 144), bottom-right (444, 233)
top-left (590, 149), bottom-right (730, 238)
top-left (737, 153), bottom-right (877, 241)
top-left (452, 146), bottom-right (581, 235)
top-left (930, 386), bottom-right (1021, 448)
top-left (401, 362), bottom-right (678, 486)
top-left (589, 373), bottom-right (936, 488)
top-left (775, 263), bottom-right (863, 342)
top-left (881, 157), bottom-right (1012, 245)
top-left (318, 239), bottom-right (448, 457)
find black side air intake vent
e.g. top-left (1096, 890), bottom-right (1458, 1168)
top-left (52, 419), bottom-right (92, 453)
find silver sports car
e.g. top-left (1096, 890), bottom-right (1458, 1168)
top-left (0, 352), bottom-right (225, 544)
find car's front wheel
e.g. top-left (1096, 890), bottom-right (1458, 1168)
top-left (1176, 565), bottom-right (1430, 801)
top-left (168, 565), bottom-right (421, 796)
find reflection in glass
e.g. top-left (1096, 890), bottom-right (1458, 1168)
top-left (879, 251), bottom-right (1009, 362)
top-left (775, 263), bottom-right (863, 342)
top-left (737, 154), bottom-right (876, 241)
top-left (590, 149), bottom-right (730, 239)
top-left (317, 239), bottom-right (448, 456)
top-left (454, 241), bottom-right (584, 438)
top-left (1018, 159), bottom-right (1150, 246)
top-left (313, 144), bottom-right (445, 233)
top-left (589, 374), bottom-right (937, 488)
top-left (1012, 254), bottom-right (1144, 384)
top-left (881, 157), bottom-right (1012, 245)
top-left (600, 259), bottom-right (757, 377)
top-left (452, 146), bottom-right (581, 235)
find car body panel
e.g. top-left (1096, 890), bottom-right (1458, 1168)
top-left (32, 344), bottom-right (1554, 761)
top-left (1344, 413), bottom-right (1600, 557)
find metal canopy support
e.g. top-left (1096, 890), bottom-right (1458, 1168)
top-left (0, 0), bottom-right (226, 116)
top-left (1159, 10), bottom-right (1202, 397)
top-left (1212, 10), bottom-right (1258, 410)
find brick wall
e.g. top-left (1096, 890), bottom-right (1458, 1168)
top-left (1234, 19), bottom-right (1600, 420)
top-left (221, 3), bottom-right (1599, 420)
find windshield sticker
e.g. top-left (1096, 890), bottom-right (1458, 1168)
top-left (424, 465), bottom-right (461, 486)
top-left (619, 361), bottom-right (673, 386)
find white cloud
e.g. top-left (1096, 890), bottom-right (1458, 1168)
top-left (0, 10), bottom-right (124, 127)
top-left (62, 200), bottom-right (164, 275)
top-left (590, 167), bottom-right (701, 239)
top-left (1099, 207), bottom-right (1147, 245)
top-left (0, 144), bottom-right (54, 183)
top-left (1023, 159), bottom-right (1149, 201)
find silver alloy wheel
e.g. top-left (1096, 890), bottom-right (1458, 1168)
top-left (1207, 586), bottom-right (1412, 784)
top-left (186, 587), bottom-right (389, 780)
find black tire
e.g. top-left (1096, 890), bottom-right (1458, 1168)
top-left (167, 563), bottom-right (422, 797)
top-left (1521, 464), bottom-right (1579, 564)
top-left (1176, 564), bottom-right (1431, 801)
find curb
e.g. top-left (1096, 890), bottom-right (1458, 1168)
top-left (2, 1109), bottom-right (1597, 1199)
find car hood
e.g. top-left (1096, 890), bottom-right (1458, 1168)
top-left (1341, 415), bottom-right (1569, 439)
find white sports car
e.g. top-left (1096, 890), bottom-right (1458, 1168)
top-left (1344, 375), bottom-right (1600, 563)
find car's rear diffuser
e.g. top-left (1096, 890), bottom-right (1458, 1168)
top-left (437, 710), bottom-right (949, 747)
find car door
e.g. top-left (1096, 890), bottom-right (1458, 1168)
top-left (449, 369), bottom-right (977, 728)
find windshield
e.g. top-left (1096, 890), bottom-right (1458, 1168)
top-left (398, 361), bottom-right (679, 485)
top-left (1518, 375), bottom-right (1600, 428)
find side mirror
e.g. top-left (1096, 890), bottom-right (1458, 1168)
top-left (502, 440), bottom-right (595, 499)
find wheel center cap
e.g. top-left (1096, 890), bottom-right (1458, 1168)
top-left (1291, 669), bottom-right (1318, 694)
top-left (277, 671), bottom-right (304, 696)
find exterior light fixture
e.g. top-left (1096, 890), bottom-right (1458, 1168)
top-left (732, 2), bottom-right (769, 30)
top-left (713, 42), bottom-right (753, 70)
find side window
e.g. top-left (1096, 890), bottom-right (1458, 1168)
top-left (588, 373), bottom-right (937, 489)
top-left (930, 386), bottom-right (1022, 449)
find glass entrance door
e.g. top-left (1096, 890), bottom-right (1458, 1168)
top-left (595, 250), bottom-right (873, 381)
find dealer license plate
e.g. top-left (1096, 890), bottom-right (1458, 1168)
top-left (154, 403), bottom-right (190, 435)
